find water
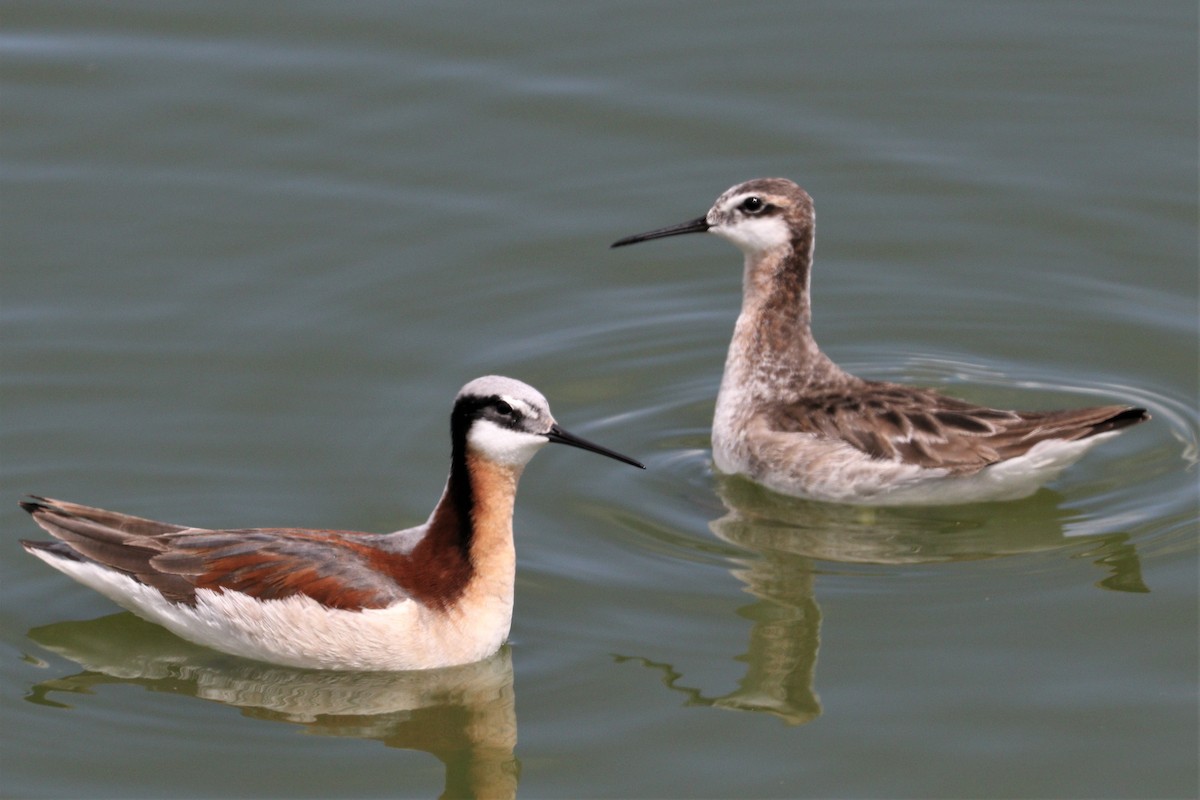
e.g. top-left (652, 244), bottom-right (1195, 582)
top-left (2, 2), bottom-right (1196, 797)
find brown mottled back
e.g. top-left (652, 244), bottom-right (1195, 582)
top-left (768, 380), bottom-right (1148, 475)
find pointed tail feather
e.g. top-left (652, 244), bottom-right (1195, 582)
top-left (1085, 407), bottom-right (1149, 437)
top-left (20, 496), bottom-right (199, 603)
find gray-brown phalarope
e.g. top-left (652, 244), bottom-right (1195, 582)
top-left (613, 178), bottom-right (1147, 505)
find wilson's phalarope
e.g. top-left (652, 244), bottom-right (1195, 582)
top-left (22, 375), bottom-right (644, 671)
top-left (613, 178), bottom-right (1148, 505)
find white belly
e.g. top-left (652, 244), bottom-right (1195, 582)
top-left (714, 416), bottom-right (1116, 506)
top-left (27, 550), bottom-right (513, 671)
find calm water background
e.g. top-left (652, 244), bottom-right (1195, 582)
top-left (2, 2), bottom-right (1197, 798)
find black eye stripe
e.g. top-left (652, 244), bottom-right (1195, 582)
top-left (495, 400), bottom-right (514, 415)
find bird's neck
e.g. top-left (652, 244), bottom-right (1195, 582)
top-left (720, 236), bottom-right (844, 407)
top-left (412, 450), bottom-right (521, 610)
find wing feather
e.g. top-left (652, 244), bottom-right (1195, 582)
top-left (769, 381), bottom-right (1147, 475)
top-left (153, 530), bottom-right (409, 609)
top-left (21, 498), bottom-right (409, 610)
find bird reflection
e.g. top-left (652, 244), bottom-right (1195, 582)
top-left (621, 473), bottom-right (1147, 727)
top-left (26, 614), bottom-right (518, 800)
top-left (712, 474), bottom-right (1148, 588)
top-left (616, 553), bottom-right (821, 726)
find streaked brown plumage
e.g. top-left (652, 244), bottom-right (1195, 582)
top-left (613, 178), bottom-right (1148, 504)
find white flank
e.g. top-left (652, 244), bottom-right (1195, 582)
top-left (27, 548), bottom-right (513, 671)
top-left (716, 427), bottom-right (1117, 506)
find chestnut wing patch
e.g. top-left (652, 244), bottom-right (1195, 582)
top-left (152, 529), bottom-right (411, 611)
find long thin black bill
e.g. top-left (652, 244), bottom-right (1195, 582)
top-left (611, 216), bottom-right (710, 248)
top-left (545, 424), bottom-right (645, 469)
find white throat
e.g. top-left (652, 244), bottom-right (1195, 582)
top-left (711, 215), bottom-right (790, 256)
top-left (467, 419), bottom-right (548, 467)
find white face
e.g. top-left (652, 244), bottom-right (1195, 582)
top-left (467, 418), bottom-right (549, 468)
top-left (708, 193), bottom-right (792, 256)
top-left (709, 213), bottom-right (791, 255)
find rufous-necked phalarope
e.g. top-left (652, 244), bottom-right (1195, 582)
top-left (22, 375), bottom-right (644, 671)
top-left (613, 177), bottom-right (1148, 505)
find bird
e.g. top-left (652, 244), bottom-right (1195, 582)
top-left (21, 375), bottom-right (644, 671)
top-left (612, 178), bottom-right (1148, 505)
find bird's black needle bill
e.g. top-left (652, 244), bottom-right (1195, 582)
top-left (611, 216), bottom-right (710, 248)
top-left (546, 424), bottom-right (645, 469)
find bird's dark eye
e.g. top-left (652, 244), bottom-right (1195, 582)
top-left (739, 196), bottom-right (765, 214)
top-left (495, 400), bottom-right (514, 416)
